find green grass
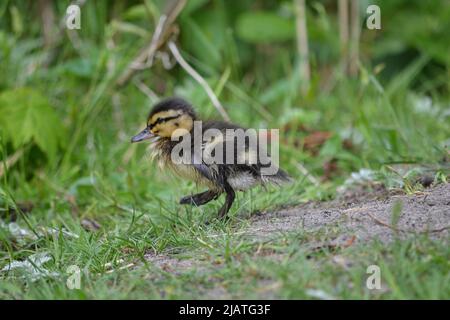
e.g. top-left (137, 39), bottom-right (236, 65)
top-left (0, 0), bottom-right (449, 299)
top-left (1, 221), bottom-right (449, 299)
top-left (1, 168), bottom-right (449, 299)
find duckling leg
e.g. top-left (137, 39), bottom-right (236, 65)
top-left (179, 190), bottom-right (219, 206)
top-left (218, 184), bottom-right (235, 219)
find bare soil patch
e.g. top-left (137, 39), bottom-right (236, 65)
top-left (248, 183), bottom-right (450, 243)
top-left (146, 183), bottom-right (450, 270)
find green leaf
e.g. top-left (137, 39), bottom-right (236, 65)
top-left (180, 16), bottom-right (222, 70)
top-left (182, 0), bottom-right (209, 16)
top-left (10, 6), bottom-right (23, 36)
top-left (236, 12), bottom-right (295, 44)
top-left (0, 88), bottom-right (66, 162)
top-left (58, 57), bottom-right (94, 78)
top-left (319, 135), bottom-right (342, 158)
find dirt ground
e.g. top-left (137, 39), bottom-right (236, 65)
top-left (145, 183), bottom-right (450, 274)
top-left (247, 182), bottom-right (450, 243)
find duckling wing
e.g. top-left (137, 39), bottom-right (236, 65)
top-left (191, 149), bottom-right (223, 188)
top-left (196, 121), bottom-right (261, 189)
top-left (203, 121), bottom-right (292, 188)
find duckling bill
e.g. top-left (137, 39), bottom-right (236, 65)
top-left (131, 97), bottom-right (291, 219)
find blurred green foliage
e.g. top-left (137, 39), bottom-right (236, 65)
top-left (0, 0), bottom-right (447, 186)
top-left (236, 11), bottom-right (295, 43)
top-left (0, 0), bottom-right (447, 180)
top-left (0, 88), bottom-right (66, 163)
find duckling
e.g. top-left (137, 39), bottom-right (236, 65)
top-left (131, 97), bottom-right (291, 219)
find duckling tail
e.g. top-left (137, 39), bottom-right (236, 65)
top-left (263, 168), bottom-right (293, 186)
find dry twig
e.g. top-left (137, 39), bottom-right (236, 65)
top-left (116, 0), bottom-right (187, 86)
top-left (133, 79), bottom-right (159, 102)
top-left (295, 162), bottom-right (319, 186)
top-left (349, 0), bottom-right (360, 76)
top-left (365, 211), bottom-right (449, 234)
top-left (0, 149), bottom-right (24, 178)
top-left (294, 0), bottom-right (310, 94)
top-left (338, 0), bottom-right (349, 73)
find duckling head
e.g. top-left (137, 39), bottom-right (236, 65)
top-left (131, 97), bottom-right (196, 143)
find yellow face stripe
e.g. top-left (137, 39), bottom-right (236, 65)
top-left (147, 110), bottom-right (194, 138)
top-left (148, 110), bottom-right (183, 127)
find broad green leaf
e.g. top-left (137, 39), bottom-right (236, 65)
top-left (236, 12), bottom-right (295, 44)
top-left (180, 17), bottom-right (222, 70)
top-left (10, 6), bottom-right (23, 36)
top-left (182, 0), bottom-right (209, 16)
top-left (58, 58), bottom-right (94, 78)
top-left (319, 135), bottom-right (342, 158)
top-left (0, 88), bottom-right (66, 162)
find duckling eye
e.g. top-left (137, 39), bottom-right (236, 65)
top-left (174, 122), bottom-right (179, 127)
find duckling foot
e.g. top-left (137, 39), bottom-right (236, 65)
top-left (179, 190), bottom-right (219, 206)
top-left (217, 185), bottom-right (235, 220)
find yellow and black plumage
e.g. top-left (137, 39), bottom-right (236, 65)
top-left (131, 97), bottom-right (291, 219)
